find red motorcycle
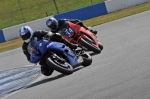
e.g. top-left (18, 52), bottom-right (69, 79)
top-left (59, 21), bottom-right (103, 54)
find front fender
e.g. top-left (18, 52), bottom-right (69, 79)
top-left (47, 42), bottom-right (80, 66)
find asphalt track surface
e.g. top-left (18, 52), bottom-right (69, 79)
top-left (0, 10), bottom-right (150, 99)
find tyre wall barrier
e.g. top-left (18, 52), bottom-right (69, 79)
top-left (0, 0), bottom-right (150, 43)
top-left (0, 30), bottom-right (5, 42)
top-left (1, 17), bottom-right (50, 42)
top-left (54, 2), bottom-right (107, 20)
top-left (105, 0), bottom-right (150, 13)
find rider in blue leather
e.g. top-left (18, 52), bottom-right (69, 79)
top-left (19, 26), bottom-right (78, 76)
top-left (46, 17), bottom-right (97, 35)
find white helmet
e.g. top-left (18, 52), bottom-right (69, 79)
top-left (19, 26), bottom-right (33, 43)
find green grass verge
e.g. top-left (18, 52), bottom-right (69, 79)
top-left (0, 0), bottom-right (105, 29)
top-left (0, 2), bottom-right (150, 53)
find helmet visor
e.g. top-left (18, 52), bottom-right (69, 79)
top-left (21, 32), bottom-right (31, 41)
top-left (46, 18), bottom-right (58, 31)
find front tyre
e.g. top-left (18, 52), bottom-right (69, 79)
top-left (81, 53), bottom-right (92, 67)
top-left (79, 38), bottom-right (101, 54)
top-left (98, 42), bottom-right (103, 50)
top-left (46, 57), bottom-right (73, 75)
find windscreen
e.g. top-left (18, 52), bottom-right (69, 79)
top-left (27, 38), bottom-right (37, 54)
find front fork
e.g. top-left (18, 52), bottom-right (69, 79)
top-left (48, 50), bottom-right (66, 64)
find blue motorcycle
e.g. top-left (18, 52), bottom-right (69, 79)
top-left (27, 36), bottom-right (92, 75)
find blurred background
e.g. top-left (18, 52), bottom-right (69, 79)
top-left (0, 0), bottom-right (105, 29)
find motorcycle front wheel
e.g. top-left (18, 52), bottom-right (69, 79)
top-left (79, 38), bottom-right (101, 54)
top-left (98, 42), bottom-right (103, 51)
top-left (46, 57), bottom-right (73, 75)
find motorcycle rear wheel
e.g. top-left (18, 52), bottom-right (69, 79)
top-left (81, 53), bottom-right (92, 67)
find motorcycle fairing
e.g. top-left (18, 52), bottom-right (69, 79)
top-left (46, 42), bottom-right (83, 67)
top-left (30, 39), bottom-right (83, 67)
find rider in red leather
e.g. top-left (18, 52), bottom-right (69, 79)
top-left (46, 17), bottom-right (97, 35)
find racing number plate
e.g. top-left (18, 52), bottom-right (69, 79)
top-left (77, 56), bottom-right (83, 63)
top-left (64, 28), bottom-right (74, 38)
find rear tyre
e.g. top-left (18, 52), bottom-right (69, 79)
top-left (81, 53), bottom-right (92, 67)
top-left (79, 38), bottom-right (101, 54)
top-left (46, 57), bottom-right (73, 75)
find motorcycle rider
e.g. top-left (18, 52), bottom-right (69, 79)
top-left (19, 25), bottom-right (78, 76)
top-left (46, 17), bottom-right (97, 35)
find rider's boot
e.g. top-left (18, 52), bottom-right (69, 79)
top-left (41, 65), bottom-right (54, 76)
top-left (62, 38), bottom-right (78, 50)
top-left (89, 29), bottom-right (97, 35)
top-left (83, 26), bottom-right (97, 35)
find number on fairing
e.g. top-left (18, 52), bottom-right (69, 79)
top-left (65, 28), bottom-right (74, 38)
